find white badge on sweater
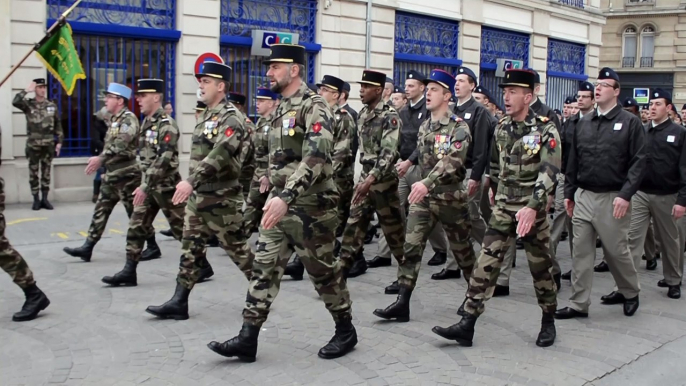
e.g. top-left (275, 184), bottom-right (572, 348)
top-left (667, 135), bottom-right (676, 143)
top-left (418, 113), bottom-right (422, 119)
top-left (613, 123), bottom-right (622, 131)
top-left (464, 113), bottom-right (472, 120)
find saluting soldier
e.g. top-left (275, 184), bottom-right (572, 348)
top-left (64, 83), bottom-right (155, 262)
top-left (433, 69), bottom-right (561, 348)
top-left (557, 68), bottom-right (645, 320)
top-left (12, 78), bottom-right (63, 210)
top-left (244, 88), bottom-right (279, 236)
top-left (207, 44), bottom-right (356, 362)
top-left (374, 69), bottom-right (476, 322)
top-left (145, 62), bottom-right (255, 320)
top-left (338, 70), bottom-right (405, 283)
top-left (101, 79), bottom-right (186, 286)
top-left (228, 92), bottom-right (257, 203)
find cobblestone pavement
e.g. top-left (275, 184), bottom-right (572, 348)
top-left (1, 202), bottom-right (685, 386)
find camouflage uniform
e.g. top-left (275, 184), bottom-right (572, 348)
top-left (125, 107), bottom-right (185, 262)
top-left (332, 105), bottom-right (357, 228)
top-left (464, 110), bottom-right (560, 316)
top-left (177, 101), bottom-right (254, 289)
top-left (244, 113), bottom-right (272, 234)
top-left (242, 82), bottom-right (351, 326)
top-left (398, 112), bottom-right (476, 289)
top-left (239, 118), bottom-right (257, 202)
top-left (12, 91), bottom-right (63, 194)
top-left (339, 101), bottom-right (404, 267)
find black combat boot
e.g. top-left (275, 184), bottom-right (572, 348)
top-left (384, 280), bottom-right (401, 295)
top-left (92, 180), bottom-right (101, 203)
top-left (456, 297), bottom-right (467, 316)
top-left (347, 251), bottom-right (368, 278)
top-left (145, 283), bottom-right (191, 320)
top-left (197, 261), bottom-right (215, 283)
top-left (373, 287), bottom-right (412, 322)
top-left (40, 190), bottom-right (53, 210)
top-left (536, 312), bottom-right (556, 347)
top-left (207, 323), bottom-right (260, 362)
top-left (318, 315), bottom-right (358, 359)
top-left (63, 239), bottom-right (96, 262)
top-left (431, 313), bottom-right (478, 346)
top-left (207, 234), bottom-right (220, 247)
top-left (31, 194), bottom-right (41, 211)
top-left (284, 255), bottom-right (305, 280)
top-left (140, 237), bottom-right (162, 261)
top-left (553, 273), bottom-right (561, 291)
top-left (427, 251), bottom-right (447, 266)
top-left (364, 226), bottom-right (378, 244)
top-left (12, 284), bottom-right (50, 322)
top-left (159, 229), bottom-right (174, 237)
top-left (102, 260), bottom-right (138, 286)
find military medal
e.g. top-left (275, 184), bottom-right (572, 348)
top-left (438, 154), bottom-right (444, 159)
top-left (208, 134), bottom-right (213, 139)
top-left (203, 128), bottom-right (209, 135)
top-left (154, 139), bottom-right (158, 145)
top-left (212, 129), bottom-right (218, 135)
top-left (288, 128), bottom-right (295, 136)
top-left (527, 150), bottom-right (533, 155)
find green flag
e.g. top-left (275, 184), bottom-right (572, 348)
top-left (35, 22), bottom-right (85, 96)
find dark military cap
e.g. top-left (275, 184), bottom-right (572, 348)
top-left (456, 66), bottom-right (477, 84)
top-left (256, 88), bottom-right (278, 100)
top-left (195, 101), bottom-right (207, 112)
top-left (499, 69), bottom-right (536, 90)
top-left (306, 83), bottom-right (318, 92)
top-left (393, 85), bottom-right (405, 94)
top-left (342, 82), bottom-right (351, 92)
top-left (623, 98), bottom-right (638, 108)
top-left (264, 44), bottom-right (306, 65)
top-left (598, 67), bottom-right (619, 82)
top-left (672, 104), bottom-right (679, 114)
top-left (650, 88), bottom-right (672, 104)
top-left (579, 81), bottom-right (594, 93)
top-left (682, 104), bottom-right (686, 110)
top-left (641, 104), bottom-right (649, 111)
top-left (317, 75), bottom-right (345, 93)
top-left (406, 70), bottom-right (425, 81)
top-left (359, 70), bottom-right (386, 87)
top-left (530, 69), bottom-right (541, 84)
top-left (554, 109), bottom-right (562, 115)
top-left (136, 78), bottom-right (164, 94)
top-left (196, 62), bottom-right (232, 81)
top-left (564, 96), bottom-right (575, 104)
top-left (228, 92), bottom-right (246, 105)
top-left (385, 76), bottom-right (394, 84)
top-left (33, 78), bottom-right (46, 85)
top-left (423, 69), bottom-right (456, 94)
top-left (474, 85), bottom-right (492, 101)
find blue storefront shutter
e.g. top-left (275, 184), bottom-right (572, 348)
top-left (479, 27), bottom-right (530, 109)
top-left (546, 39), bottom-right (587, 111)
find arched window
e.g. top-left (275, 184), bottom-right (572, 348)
top-left (622, 26), bottom-right (637, 67)
top-left (641, 26), bottom-right (655, 67)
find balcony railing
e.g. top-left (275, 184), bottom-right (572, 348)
top-left (558, 0), bottom-right (584, 8)
top-left (622, 57), bottom-right (636, 67)
top-left (640, 57), bottom-right (654, 67)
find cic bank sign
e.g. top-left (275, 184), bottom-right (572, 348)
top-left (251, 30), bottom-right (300, 56)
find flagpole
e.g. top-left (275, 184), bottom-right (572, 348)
top-left (0, 0), bottom-right (84, 89)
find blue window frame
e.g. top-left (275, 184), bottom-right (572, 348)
top-left (479, 27), bottom-right (530, 109)
top-left (393, 12), bottom-right (461, 84)
top-left (547, 38), bottom-right (587, 110)
top-left (46, 0), bottom-right (179, 157)
top-left (220, 0), bottom-right (320, 118)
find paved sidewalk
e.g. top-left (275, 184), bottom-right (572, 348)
top-left (1, 202), bottom-right (685, 386)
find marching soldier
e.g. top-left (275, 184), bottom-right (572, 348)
top-left (64, 83), bottom-right (156, 262)
top-left (228, 92), bottom-right (257, 203)
top-left (557, 67), bottom-right (645, 319)
top-left (145, 62), bottom-right (255, 320)
top-left (383, 77), bottom-right (394, 106)
top-left (207, 44), bottom-right (356, 362)
top-left (374, 69), bottom-right (476, 322)
top-left (244, 88), bottom-right (279, 236)
top-left (562, 96), bottom-right (575, 123)
top-left (337, 82), bottom-right (359, 236)
top-left (338, 70), bottom-right (405, 282)
top-left (433, 69), bottom-right (560, 348)
top-left (390, 85), bottom-right (407, 111)
top-left (12, 78), bottom-right (63, 210)
top-left (101, 79), bottom-right (186, 286)
top-left (0, 125), bottom-right (51, 321)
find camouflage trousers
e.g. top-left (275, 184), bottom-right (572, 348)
top-left (243, 176), bottom-right (269, 236)
top-left (0, 177), bottom-right (35, 289)
top-left (335, 178), bottom-right (354, 231)
top-left (240, 164), bottom-right (256, 203)
top-left (243, 189), bottom-right (352, 326)
top-left (26, 144), bottom-right (54, 194)
top-left (125, 174), bottom-right (185, 262)
top-left (177, 187), bottom-right (254, 290)
top-left (398, 196), bottom-right (476, 289)
top-left (339, 177), bottom-right (405, 266)
top-left (87, 170), bottom-right (153, 243)
top-left (464, 203), bottom-right (557, 317)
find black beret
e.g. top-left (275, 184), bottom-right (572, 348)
top-left (564, 96), bottom-right (575, 105)
top-left (406, 70), bottom-right (425, 81)
top-left (650, 88), bottom-right (672, 105)
top-left (579, 81), bottom-right (594, 93)
top-left (598, 67), bottom-right (619, 82)
top-left (456, 66), bottom-right (477, 84)
top-left (228, 92), bottom-right (246, 105)
top-left (623, 98), bottom-right (638, 108)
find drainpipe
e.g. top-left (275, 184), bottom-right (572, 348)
top-left (365, 0), bottom-right (372, 68)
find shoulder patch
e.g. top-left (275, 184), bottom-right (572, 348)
top-left (539, 116), bottom-right (549, 123)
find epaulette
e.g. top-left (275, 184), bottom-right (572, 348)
top-left (124, 111), bottom-right (135, 116)
top-left (308, 93), bottom-right (325, 104)
top-left (498, 116), bottom-right (508, 124)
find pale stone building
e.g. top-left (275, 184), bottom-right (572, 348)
top-left (1, 0), bottom-right (605, 204)
top-left (600, 0), bottom-right (684, 105)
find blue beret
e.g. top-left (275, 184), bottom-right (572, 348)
top-left (423, 69), bottom-right (456, 95)
top-left (104, 83), bottom-right (132, 100)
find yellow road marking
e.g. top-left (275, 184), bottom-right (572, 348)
top-left (7, 217), bottom-right (48, 226)
top-left (109, 229), bottom-right (123, 234)
top-left (55, 232), bottom-right (69, 239)
top-left (78, 231), bottom-right (88, 237)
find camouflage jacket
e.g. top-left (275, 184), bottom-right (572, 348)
top-left (138, 107), bottom-right (180, 193)
top-left (417, 111), bottom-right (471, 200)
top-left (239, 115), bottom-right (257, 182)
top-left (99, 107), bottom-right (140, 175)
top-left (492, 109), bottom-right (561, 211)
top-left (269, 82), bottom-right (336, 206)
top-left (357, 100), bottom-right (401, 182)
top-left (187, 101), bottom-right (251, 191)
top-left (12, 91), bottom-right (64, 146)
top-left (254, 113), bottom-right (273, 178)
top-left (332, 104), bottom-right (357, 181)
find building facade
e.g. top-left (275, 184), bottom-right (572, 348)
top-left (600, 0), bottom-right (685, 105)
top-left (0, 0), bottom-right (605, 204)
